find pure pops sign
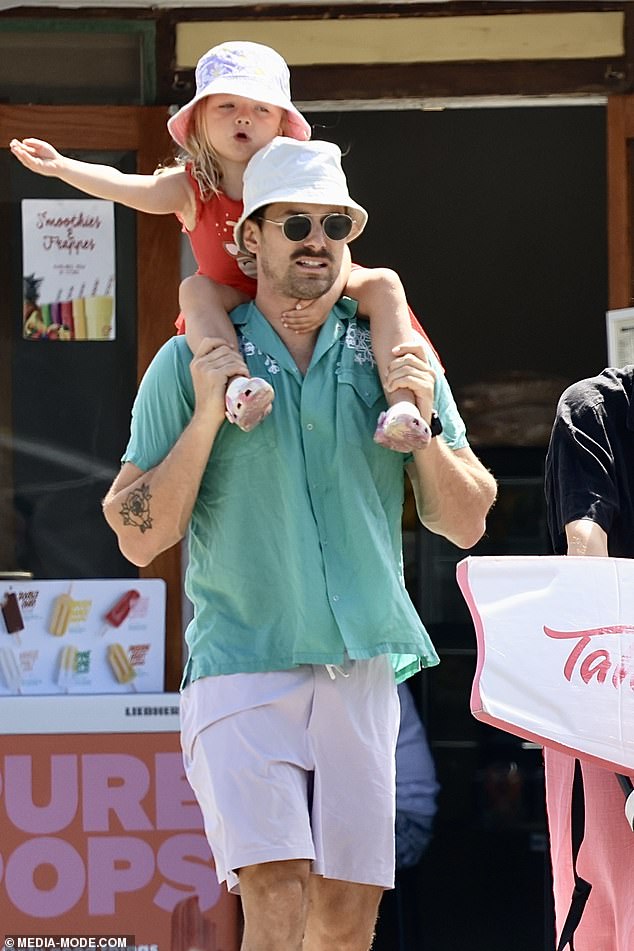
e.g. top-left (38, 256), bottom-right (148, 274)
top-left (0, 729), bottom-right (238, 947)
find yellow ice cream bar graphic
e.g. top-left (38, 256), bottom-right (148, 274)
top-left (107, 643), bottom-right (136, 685)
top-left (49, 593), bottom-right (73, 636)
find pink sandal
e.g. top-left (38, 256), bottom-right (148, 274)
top-left (373, 402), bottom-right (432, 452)
top-left (225, 376), bottom-right (274, 432)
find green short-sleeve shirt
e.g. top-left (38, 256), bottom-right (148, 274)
top-left (123, 298), bottom-right (469, 686)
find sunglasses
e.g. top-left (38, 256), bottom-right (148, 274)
top-left (257, 213), bottom-right (355, 242)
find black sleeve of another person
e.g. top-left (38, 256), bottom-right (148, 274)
top-left (544, 375), bottom-right (622, 555)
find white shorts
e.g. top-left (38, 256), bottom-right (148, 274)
top-left (180, 655), bottom-right (400, 894)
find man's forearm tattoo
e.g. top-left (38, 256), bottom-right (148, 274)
top-left (120, 483), bottom-right (153, 533)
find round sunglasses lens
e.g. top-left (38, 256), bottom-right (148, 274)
top-left (323, 215), bottom-right (353, 240)
top-left (283, 216), bottom-right (312, 241)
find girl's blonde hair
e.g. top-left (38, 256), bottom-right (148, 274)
top-left (179, 100), bottom-right (288, 201)
top-left (178, 102), bottom-right (224, 200)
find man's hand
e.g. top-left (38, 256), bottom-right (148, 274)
top-left (385, 340), bottom-right (436, 424)
top-left (190, 337), bottom-right (248, 424)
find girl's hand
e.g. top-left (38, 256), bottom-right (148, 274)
top-left (280, 298), bottom-right (332, 334)
top-left (385, 340), bottom-right (436, 421)
top-left (9, 138), bottom-right (64, 176)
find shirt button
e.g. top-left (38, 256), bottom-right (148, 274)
top-left (306, 423), bottom-right (314, 431)
top-left (332, 594), bottom-right (340, 602)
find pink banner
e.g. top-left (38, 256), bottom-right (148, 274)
top-left (457, 555), bottom-right (634, 773)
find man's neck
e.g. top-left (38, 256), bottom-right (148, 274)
top-left (254, 289), bottom-right (323, 375)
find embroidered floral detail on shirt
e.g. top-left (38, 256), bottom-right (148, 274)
top-left (264, 354), bottom-right (281, 374)
top-left (345, 323), bottom-right (376, 367)
top-left (239, 338), bottom-right (280, 374)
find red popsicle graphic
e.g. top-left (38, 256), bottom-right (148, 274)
top-left (99, 589), bottom-right (141, 637)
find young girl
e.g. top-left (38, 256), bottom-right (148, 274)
top-left (10, 40), bottom-right (433, 450)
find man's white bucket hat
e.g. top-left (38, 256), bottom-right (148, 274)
top-left (167, 41), bottom-right (311, 149)
top-left (234, 137), bottom-right (369, 252)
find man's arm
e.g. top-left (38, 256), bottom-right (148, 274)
top-left (406, 443), bottom-right (496, 549)
top-left (387, 340), bottom-right (496, 549)
top-left (565, 518), bottom-right (609, 557)
top-left (103, 337), bottom-right (248, 566)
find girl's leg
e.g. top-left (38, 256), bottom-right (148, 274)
top-left (180, 274), bottom-right (274, 431)
top-left (346, 268), bottom-right (431, 452)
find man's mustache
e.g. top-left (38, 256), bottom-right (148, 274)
top-left (290, 248), bottom-right (335, 264)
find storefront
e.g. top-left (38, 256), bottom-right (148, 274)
top-left (3, 3), bottom-right (634, 948)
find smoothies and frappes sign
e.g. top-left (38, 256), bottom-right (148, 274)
top-left (21, 198), bottom-right (115, 341)
top-left (0, 579), bottom-right (165, 694)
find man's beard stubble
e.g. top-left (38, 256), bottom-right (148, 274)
top-left (259, 247), bottom-right (338, 300)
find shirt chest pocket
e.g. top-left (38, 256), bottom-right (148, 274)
top-left (337, 368), bottom-right (386, 447)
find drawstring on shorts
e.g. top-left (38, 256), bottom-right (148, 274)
top-left (325, 664), bottom-right (350, 680)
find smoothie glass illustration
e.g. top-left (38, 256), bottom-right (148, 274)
top-left (84, 295), bottom-right (114, 339)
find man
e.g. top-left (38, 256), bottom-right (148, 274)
top-left (545, 366), bottom-right (634, 951)
top-left (103, 137), bottom-right (496, 951)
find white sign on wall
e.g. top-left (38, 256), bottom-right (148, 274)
top-left (606, 306), bottom-right (634, 368)
top-left (21, 198), bottom-right (116, 341)
top-left (0, 578), bottom-right (166, 695)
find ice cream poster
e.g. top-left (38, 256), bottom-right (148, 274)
top-left (0, 728), bottom-right (239, 947)
top-left (0, 579), bottom-right (166, 694)
top-left (21, 198), bottom-right (115, 341)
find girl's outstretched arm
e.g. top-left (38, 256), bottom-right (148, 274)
top-left (10, 137), bottom-right (194, 220)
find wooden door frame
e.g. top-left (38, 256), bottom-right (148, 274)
top-left (0, 105), bottom-right (183, 689)
top-left (607, 95), bottom-right (634, 308)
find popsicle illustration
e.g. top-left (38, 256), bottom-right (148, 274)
top-left (49, 586), bottom-right (74, 636)
top-left (57, 645), bottom-right (77, 692)
top-left (171, 895), bottom-right (217, 951)
top-left (107, 642), bottom-right (137, 689)
top-left (0, 646), bottom-right (22, 694)
top-left (1, 591), bottom-right (24, 645)
top-left (100, 589), bottom-right (141, 637)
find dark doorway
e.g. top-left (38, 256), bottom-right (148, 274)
top-left (311, 104), bottom-right (607, 388)
top-left (308, 104), bottom-right (607, 951)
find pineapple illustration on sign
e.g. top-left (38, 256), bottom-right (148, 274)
top-left (22, 273), bottom-right (45, 339)
top-left (22, 273), bottom-right (71, 340)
